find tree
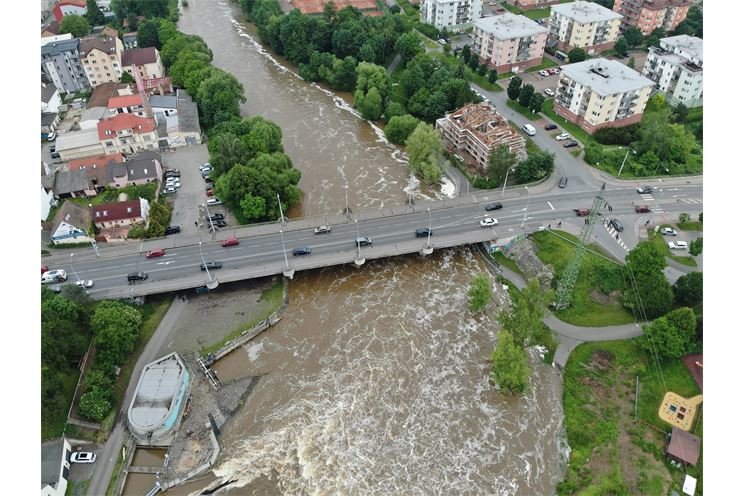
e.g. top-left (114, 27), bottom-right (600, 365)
top-left (384, 114), bottom-right (420, 144)
top-left (137, 19), bottom-right (162, 49)
top-left (623, 27), bottom-right (644, 47)
top-left (196, 70), bottom-right (246, 128)
top-left (498, 278), bottom-right (552, 346)
top-left (507, 76), bottom-right (522, 101)
top-left (627, 57), bottom-right (636, 69)
top-left (678, 213), bottom-right (690, 223)
top-left (488, 144), bottom-right (516, 183)
top-left (614, 37), bottom-right (629, 57)
top-left (79, 386), bottom-right (112, 422)
top-left (529, 93), bottom-right (545, 114)
top-left (86, 0), bottom-right (105, 26)
top-left (689, 237), bottom-right (703, 256)
top-left (568, 47), bottom-right (587, 63)
top-left (514, 151), bottom-right (554, 183)
top-left (626, 240), bottom-right (666, 275)
top-left (672, 102), bottom-right (689, 124)
top-left (518, 83), bottom-right (535, 107)
top-left (492, 331), bottom-right (530, 394)
top-left (487, 70), bottom-right (497, 84)
top-left (59, 15), bottom-right (91, 38)
top-left (468, 273), bottom-right (492, 313)
top-left (584, 142), bottom-right (604, 165)
top-left (121, 72), bottom-right (135, 84)
top-left (384, 102), bottom-right (406, 122)
top-left (354, 86), bottom-right (383, 121)
top-left (461, 45), bottom-right (472, 65)
top-left (673, 4), bottom-right (703, 38)
top-left (394, 32), bottom-right (423, 64)
top-left (405, 122), bottom-right (444, 184)
top-left (646, 27), bottom-right (665, 48)
top-left (674, 272), bottom-right (703, 307)
top-left (641, 307), bottom-right (697, 359)
top-left (623, 271), bottom-right (673, 319)
top-left (698, 212), bottom-right (703, 223)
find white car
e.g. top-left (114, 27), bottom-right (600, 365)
top-left (660, 227), bottom-right (677, 236)
top-left (539, 70), bottom-right (550, 77)
top-left (438, 39), bottom-right (447, 45)
top-left (71, 452), bottom-right (96, 464)
top-left (162, 187), bottom-right (177, 195)
top-left (480, 217), bottom-right (498, 227)
top-left (549, 68), bottom-right (561, 75)
top-left (75, 280), bottom-right (94, 288)
top-left (668, 241), bottom-right (688, 250)
top-left (544, 88), bottom-right (555, 97)
top-left (488, 1), bottom-right (497, 5)
top-left (165, 180), bottom-right (181, 188)
top-left (206, 198), bottom-right (223, 206)
top-left (555, 133), bottom-right (571, 141)
top-left (200, 162), bottom-right (211, 171)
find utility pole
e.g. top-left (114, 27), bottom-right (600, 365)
top-left (279, 229), bottom-right (289, 269)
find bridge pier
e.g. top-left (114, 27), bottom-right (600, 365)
top-left (353, 257), bottom-right (365, 266)
top-left (421, 246), bottom-right (433, 256)
top-left (282, 268), bottom-right (295, 279)
top-left (206, 279), bottom-right (219, 290)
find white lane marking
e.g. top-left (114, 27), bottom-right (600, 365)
top-left (157, 260), bottom-right (176, 265)
top-left (547, 201), bottom-right (555, 210)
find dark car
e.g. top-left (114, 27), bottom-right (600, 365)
top-left (563, 140), bottom-right (579, 148)
top-left (635, 205), bottom-right (650, 213)
top-left (609, 218), bottom-right (624, 232)
top-left (485, 202), bottom-right (503, 211)
top-left (212, 220), bottom-right (227, 228)
top-left (354, 237), bottom-right (372, 247)
top-left (415, 228), bottom-right (432, 238)
top-left (292, 247), bottom-right (312, 256)
top-left (208, 213), bottom-right (225, 221)
top-left (51, 152), bottom-right (61, 159)
top-left (165, 225), bottom-right (181, 235)
top-left (200, 261), bottom-right (223, 271)
top-left (637, 185), bottom-right (653, 194)
top-left (558, 176), bottom-right (568, 188)
top-left (127, 272), bottom-right (148, 283)
top-left (544, 123), bottom-right (558, 131)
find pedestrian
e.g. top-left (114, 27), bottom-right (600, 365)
top-left (558, 221), bottom-right (562, 227)
top-left (616, 234), bottom-right (619, 240)
top-left (548, 224), bottom-right (551, 229)
top-left (610, 206), bottom-right (613, 212)
top-left (195, 221), bottom-right (198, 227)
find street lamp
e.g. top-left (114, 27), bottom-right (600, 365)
top-left (279, 229), bottom-right (289, 269)
top-left (520, 186), bottom-right (531, 228)
top-left (202, 203), bottom-right (215, 234)
top-left (654, 162), bottom-right (670, 176)
top-left (277, 193), bottom-right (286, 225)
top-left (501, 168), bottom-right (515, 198)
top-left (199, 242), bottom-right (212, 282)
top-left (70, 253), bottom-right (81, 284)
top-left (617, 148), bottom-right (636, 177)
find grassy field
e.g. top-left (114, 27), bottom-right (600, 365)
top-left (531, 230), bottom-right (636, 326)
top-left (506, 99), bottom-right (540, 121)
top-left (492, 251), bottom-right (522, 276)
top-left (467, 69), bottom-right (504, 92)
top-left (541, 99), bottom-right (592, 145)
top-left (525, 57), bottom-right (558, 72)
top-left (677, 220), bottom-right (703, 231)
top-left (42, 369), bottom-right (81, 440)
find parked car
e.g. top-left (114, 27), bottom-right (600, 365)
top-left (480, 218), bottom-right (498, 227)
top-left (660, 227), bottom-right (677, 236)
top-left (146, 248), bottom-right (166, 258)
top-left (415, 228), bottom-right (432, 238)
top-left (51, 152), bottom-right (61, 159)
top-left (563, 140), bottom-right (579, 148)
top-left (314, 225), bottom-right (332, 234)
top-left (46, 132), bottom-right (56, 142)
top-left (354, 236), bottom-right (372, 247)
top-left (221, 237), bottom-right (239, 247)
top-left (208, 213), bottom-right (225, 221)
top-left (49, 145), bottom-right (56, 153)
top-left (668, 240), bottom-right (688, 250)
top-left (212, 220), bottom-right (227, 228)
top-left (549, 68), bottom-right (561, 75)
top-left (539, 70), bottom-right (550, 77)
top-left (438, 38), bottom-right (447, 45)
top-left (162, 187), bottom-right (177, 195)
top-left (484, 202), bottom-right (503, 211)
top-left (555, 132), bottom-right (570, 141)
top-left (165, 225), bottom-right (181, 235)
top-left (609, 218), bottom-right (624, 232)
top-left (200, 261), bottom-right (223, 271)
top-left (544, 88), bottom-right (555, 97)
top-left (292, 247), bottom-right (312, 256)
top-left (207, 198), bottom-right (222, 206)
top-left (558, 176), bottom-right (568, 188)
top-left (635, 205), bottom-right (650, 213)
top-left (637, 185), bottom-right (653, 194)
top-left (199, 162), bottom-right (211, 171)
top-left (71, 452), bottom-right (96, 464)
top-left (75, 280), bottom-right (94, 288)
top-left (544, 123), bottom-right (558, 131)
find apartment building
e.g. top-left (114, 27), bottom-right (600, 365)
top-left (420, 0), bottom-right (483, 30)
top-left (97, 114), bottom-right (159, 156)
top-left (41, 38), bottom-right (90, 94)
top-left (122, 47), bottom-right (166, 81)
top-left (436, 102), bottom-right (526, 172)
top-left (613, 0), bottom-right (691, 35)
top-left (80, 35), bottom-right (124, 88)
top-left (51, 0), bottom-right (87, 22)
top-left (473, 13), bottom-right (548, 73)
top-left (549, 1), bottom-right (622, 54)
top-left (506, 0), bottom-right (560, 9)
top-left (642, 34), bottom-right (702, 107)
top-left (553, 58), bottom-right (654, 133)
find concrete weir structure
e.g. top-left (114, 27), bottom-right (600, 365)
top-left (127, 352), bottom-right (191, 445)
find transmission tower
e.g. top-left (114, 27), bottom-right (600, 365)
top-left (554, 182), bottom-right (607, 309)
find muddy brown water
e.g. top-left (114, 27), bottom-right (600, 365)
top-left (131, 448), bottom-right (167, 468)
top-left (122, 473), bottom-right (157, 496)
top-left (167, 1), bottom-right (568, 494)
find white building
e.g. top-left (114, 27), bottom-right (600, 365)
top-left (41, 438), bottom-right (71, 496)
top-left (642, 34), bottom-right (702, 108)
top-left (548, 1), bottom-right (622, 54)
top-left (420, 0), bottom-right (483, 31)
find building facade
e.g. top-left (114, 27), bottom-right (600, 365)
top-left (420, 0), bottom-right (483, 30)
top-left (549, 1), bottom-right (622, 54)
top-left (80, 35), bottom-right (124, 88)
top-left (612, 0), bottom-right (691, 35)
top-left (122, 47), bottom-right (166, 81)
top-left (41, 438), bottom-right (71, 496)
top-left (97, 114), bottom-right (159, 155)
top-left (436, 102), bottom-right (526, 172)
top-left (553, 58), bottom-right (654, 133)
top-left (473, 13), bottom-right (548, 73)
top-left (642, 34), bottom-right (702, 107)
top-left (92, 198), bottom-right (150, 229)
top-left (41, 38), bottom-right (90, 94)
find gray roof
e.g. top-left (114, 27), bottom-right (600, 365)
top-left (561, 58), bottom-right (654, 96)
top-left (54, 170), bottom-right (90, 195)
top-left (51, 201), bottom-right (91, 234)
top-left (551, 1), bottom-right (622, 23)
top-left (660, 35), bottom-right (703, 63)
top-left (125, 151), bottom-right (161, 181)
top-left (42, 113), bottom-right (58, 126)
top-left (176, 90), bottom-right (200, 134)
top-left (128, 353), bottom-right (187, 432)
top-left (42, 173), bottom-right (56, 189)
top-left (41, 439), bottom-right (66, 488)
top-left (149, 95), bottom-right (177, 109)
top-left (42, 83), bottom-right (57, 104)
top-left (474, 12), bottom-right (548, 40)
top-left (41, 38), bottom-right (80, 56)
top-left (106, 162), bottom-right (128, 183)
top-left (81, 107), bottom-right (109, 123)
top-left (56, 129), bottom-right (102, 152)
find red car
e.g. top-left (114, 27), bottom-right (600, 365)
top-left (221, 237), bottom-right (239, 247)
top-left (146, 248), bottom-right (166, 258)
top-left (206, 189), bottom-right (214, 197)
top-left (41, 264), bottom-right (49, 275)
top-left (635, 205), bottom-right (650, 213)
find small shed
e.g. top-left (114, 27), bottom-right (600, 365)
top-left (666, 427), bottom-right (701, 466)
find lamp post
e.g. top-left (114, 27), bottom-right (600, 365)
top-left (199, 242), bottom-right (212, 282)
top-left (202, 203), bottom-right (215, 239)
top-left (70, 253), bottom-right (81, 285)
top-left (279, 229), bottom-right (289, 269)
top-left (501, 168), bottom-right (515, 198)
top-left (617, 148), bottom-right (636, 177)
top-left (277, 193), bottom-right (286, 225)
top-left (520, 186), bottom-right (531, 228)
top-left (654, 162), bottom-right (670, 177)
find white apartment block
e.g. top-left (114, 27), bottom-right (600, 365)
top-left (473, 13), bottom-right (548, 73)
top-left (420, 0), bottom-right (483, 31)
top-left (553, 58), bottom-right (654, 134)
top-left (642, 35), bottom-right (702, 108)
top-left (549, 1), bottom-right (622, 54)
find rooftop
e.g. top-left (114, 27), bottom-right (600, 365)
top-left (51, 199), bottom-right (91, 233)
top-left (666, 427), bottom-right (701, 466)
top-left (108, 94), bottom-right (144, 109)
top-left (122, 47), bottom-right (159, 67)
top-left (41, 83), bottom-right (57, 105)
top-left (474, 12), bottom-right (548, 40)
top-left (93, 199), bottom-right (143, 222)
top-left (56, 129), bottom-right (102, 151)
top-left (128, 353), bottom-right (188, 433)
top-left (660, 34), bottom-right (703, 63)
top-left (41, 438), bottom-right (67, 489)
top-left (98, 114), bottom-right (157, 140)
top-left (561, 58), bottom-right (654, 96)
top-left (88, 82), bottom-right (131, 109)
top-left (41, 38), bottom-right (80, 57)
top-left (125, 150), bottom-right (161, 181)
top-left (80, 36), bottom-right (120, 58)
top-left (68, 152), bottom-right (124, 171)
top-left (176, 90), bottom-right (200, 134)
top-left (149, 95), bottom-right (177, 109)
top-left (551, 1), bottom-right (622, 23)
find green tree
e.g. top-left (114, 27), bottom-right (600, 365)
top-left (568, 47), bottom-right (587, 63)
top-left (514, 151), bottom-right (554, 183)
top-left (59, 15), bottom-right (91, 37)
top-left (641, 307), bottom-right (697, 359)
top-left (627, 57), bottom-right (636, 69)
top-left (405, 122), bottom-right (444, 184)
top-left (623, 27), bottom-right (644, 47)
top-left (79, 386), bottom-right (112, 422)
top-left (468, 273), bottom-right (492, 313)
top-left (507, 76), bottom-right (522, 101)
top-left (354, 86), bottom-right (384, 121)
top-left (646, 27), bottom-right (665, 48)
top-left (354, 62), bottom-right (390, 102)
top-left (461, 44), bottom-right (472, 65)
top-left (42, 365), bottom-right (66, 422)
top-left (623, 271), bottom-right (673, 319)
top-left (488, 144), bottom-right (516, 183)
top-left (689, 237), bottom-right (702, 256)
top-left (137, 19), bottom-right (162, 49)
top-left (614, 37), bottom-right (629, 57)
top-left (584, 142), bottom-right (604, 165)
top-left (384, 114), bottom-right (421, 144)
top-left (85, 0), bottom-right (105, 26)
top-left (672, 102), bottom-right (689, 124)
top-left (518, 83), bottom-right (535, 107)
top-left (384, 102), bottom-right (406, 122)
top-left (121, 71), bottom-right (135, 84)
top-left (673, 4), bottom-right (703, 38)
top-left (239, 194), bottom-right (267, 222)
top-left (698, 212), bottom-right (703, 222)
top-left (394, 32), bottom-right (423, 64)
top-left (487, 69), bottom-right (497, 84)
top-left (498, 278), bottom-right (552, 346)
top-left (529, 93), bottom-right (545, 114)
top-left (626, 240), bottom-right (667, 274)
top-left (196, 70), bottom-right (246, 128)
top-left (492, 331), bottom-right (530, 394)
top-left (673, 272), bottom-right (703, 307)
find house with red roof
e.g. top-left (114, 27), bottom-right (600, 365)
top-left (98, 114), bottom-right (159, 156)
top-left (108, 94), bottom-right (147, 117)
top-left (51, 0), bottom-right (87, 22)
top-left (92, 198), bottom-right (150, 230)
top-left (122, 47), bottom-right (165, 81)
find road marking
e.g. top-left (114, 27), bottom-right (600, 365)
top-left (157, 261), bottom-right (176, 265)
top-left (547, 201), bottom-right (555, 210)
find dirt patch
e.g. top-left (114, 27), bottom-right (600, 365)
top-left (589, 289), bottom-right (622, 306)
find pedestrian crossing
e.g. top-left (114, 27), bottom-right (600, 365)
top-left (603, 221), bottom-right (630, 252)
top-left (678, 198), bottom-right (703, 205)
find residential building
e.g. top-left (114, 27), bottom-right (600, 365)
top-left (98, 114), bottom-right (159, 155)
top-left (80, 35), bottom-right (124, 88)
top-left (154, 90), bottom-right (203, 149)
top-left (123, 32), bottom-right (138, 50)
top-left (642, 34), bottom-right (702, 107)
top-left (57, 129), bottom-right (105, 160)
top-left (141, 76), bottom-right (174, 96)
top-left (473, 13), bottom-right (548, 73)
top-left (41, 20), bottom-right (61, 37)
top-left (122, 47), bottom-right (166, 80)
top-left (49, 201), bottom-right (95, 244)
top-left (549, 1), bottom-right (622, 54)
top-left (665, 427), bottom-right (701, 466)
top-left (612, 0), bottom-right (691, 35)
top-left (108, 94), bottom-right (147, 117)
top-left (41, 182), bottom-right (57, 222)
top-left (118, 150), bottom-right (163, 187)
top-left (51, 0), bottom-right (87, 22)
top-left (93, 198), bottom-right (150, 229)
top-left (290, 0), bottom-right (381, 16)
top-left (420, 0), bottom-right (483, 30)
top-left (553, 58), bottom-right (654, 133)
top-left (436, 102), bottom-right (526, 172)
top-left (41, 438), bottom-right (71, 496)
top-left (52, 169), bottom-right (97, 199)
top-left (69, 153), bottom-right (125, 193)
top-left (41, 38), bottom-right (90, 94)
top-left (42, 112), bottom-right (60, 136)
top-left (87, 82), bottom-right (133, 109)
top-left (42, 83), bottom-right (62, 115)
top-left (506, 0), bottom-right (559, 9)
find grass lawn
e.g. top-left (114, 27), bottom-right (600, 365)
top-left (467, 69), bottom-right (504, 92)
top-left (525, 56), bottom-right (558, 72)
top-left (570, 149), bottom-right (581, 158)
top-left (646, 229), bottom-right (697, 267)
top-left (531, 230), bottom-right (635, 326)
top-left (42, 369), bottom-right (81, 440)
top-left (540, 99), bottom-right (592, 146)
top-left (677, 221), bottom-right (703, 231)
top-left (200, 281), bottom-right (284, 356)
top-left (506, 99), bottom-right (540, 121)
top-left (492, 251), bottom-right (522, 276)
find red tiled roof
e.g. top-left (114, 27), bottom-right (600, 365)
top-left (68, 153), bottom-right (124, 171)
top-left (291, 0), bottom-right (380, 15)
top-left (682, 354), bottom-right (703, 392)
top-left (93, 200), bottom-right (142, 223)
top-left (61, 0), bottom-right (87, 6)
top-left (97, 114), bottom-right (156, 140)
top-left (122, 47), bottom-right (159, 67)
top-left (108, 94), bottom-right (143, 109)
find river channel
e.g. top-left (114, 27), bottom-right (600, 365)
top-left (171, 1), bottom-right (567, 494)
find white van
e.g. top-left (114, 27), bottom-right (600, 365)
top-left (42, 269), bottom-right (67, 284)
top-left (521, 124), bottom-right (536, 136)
